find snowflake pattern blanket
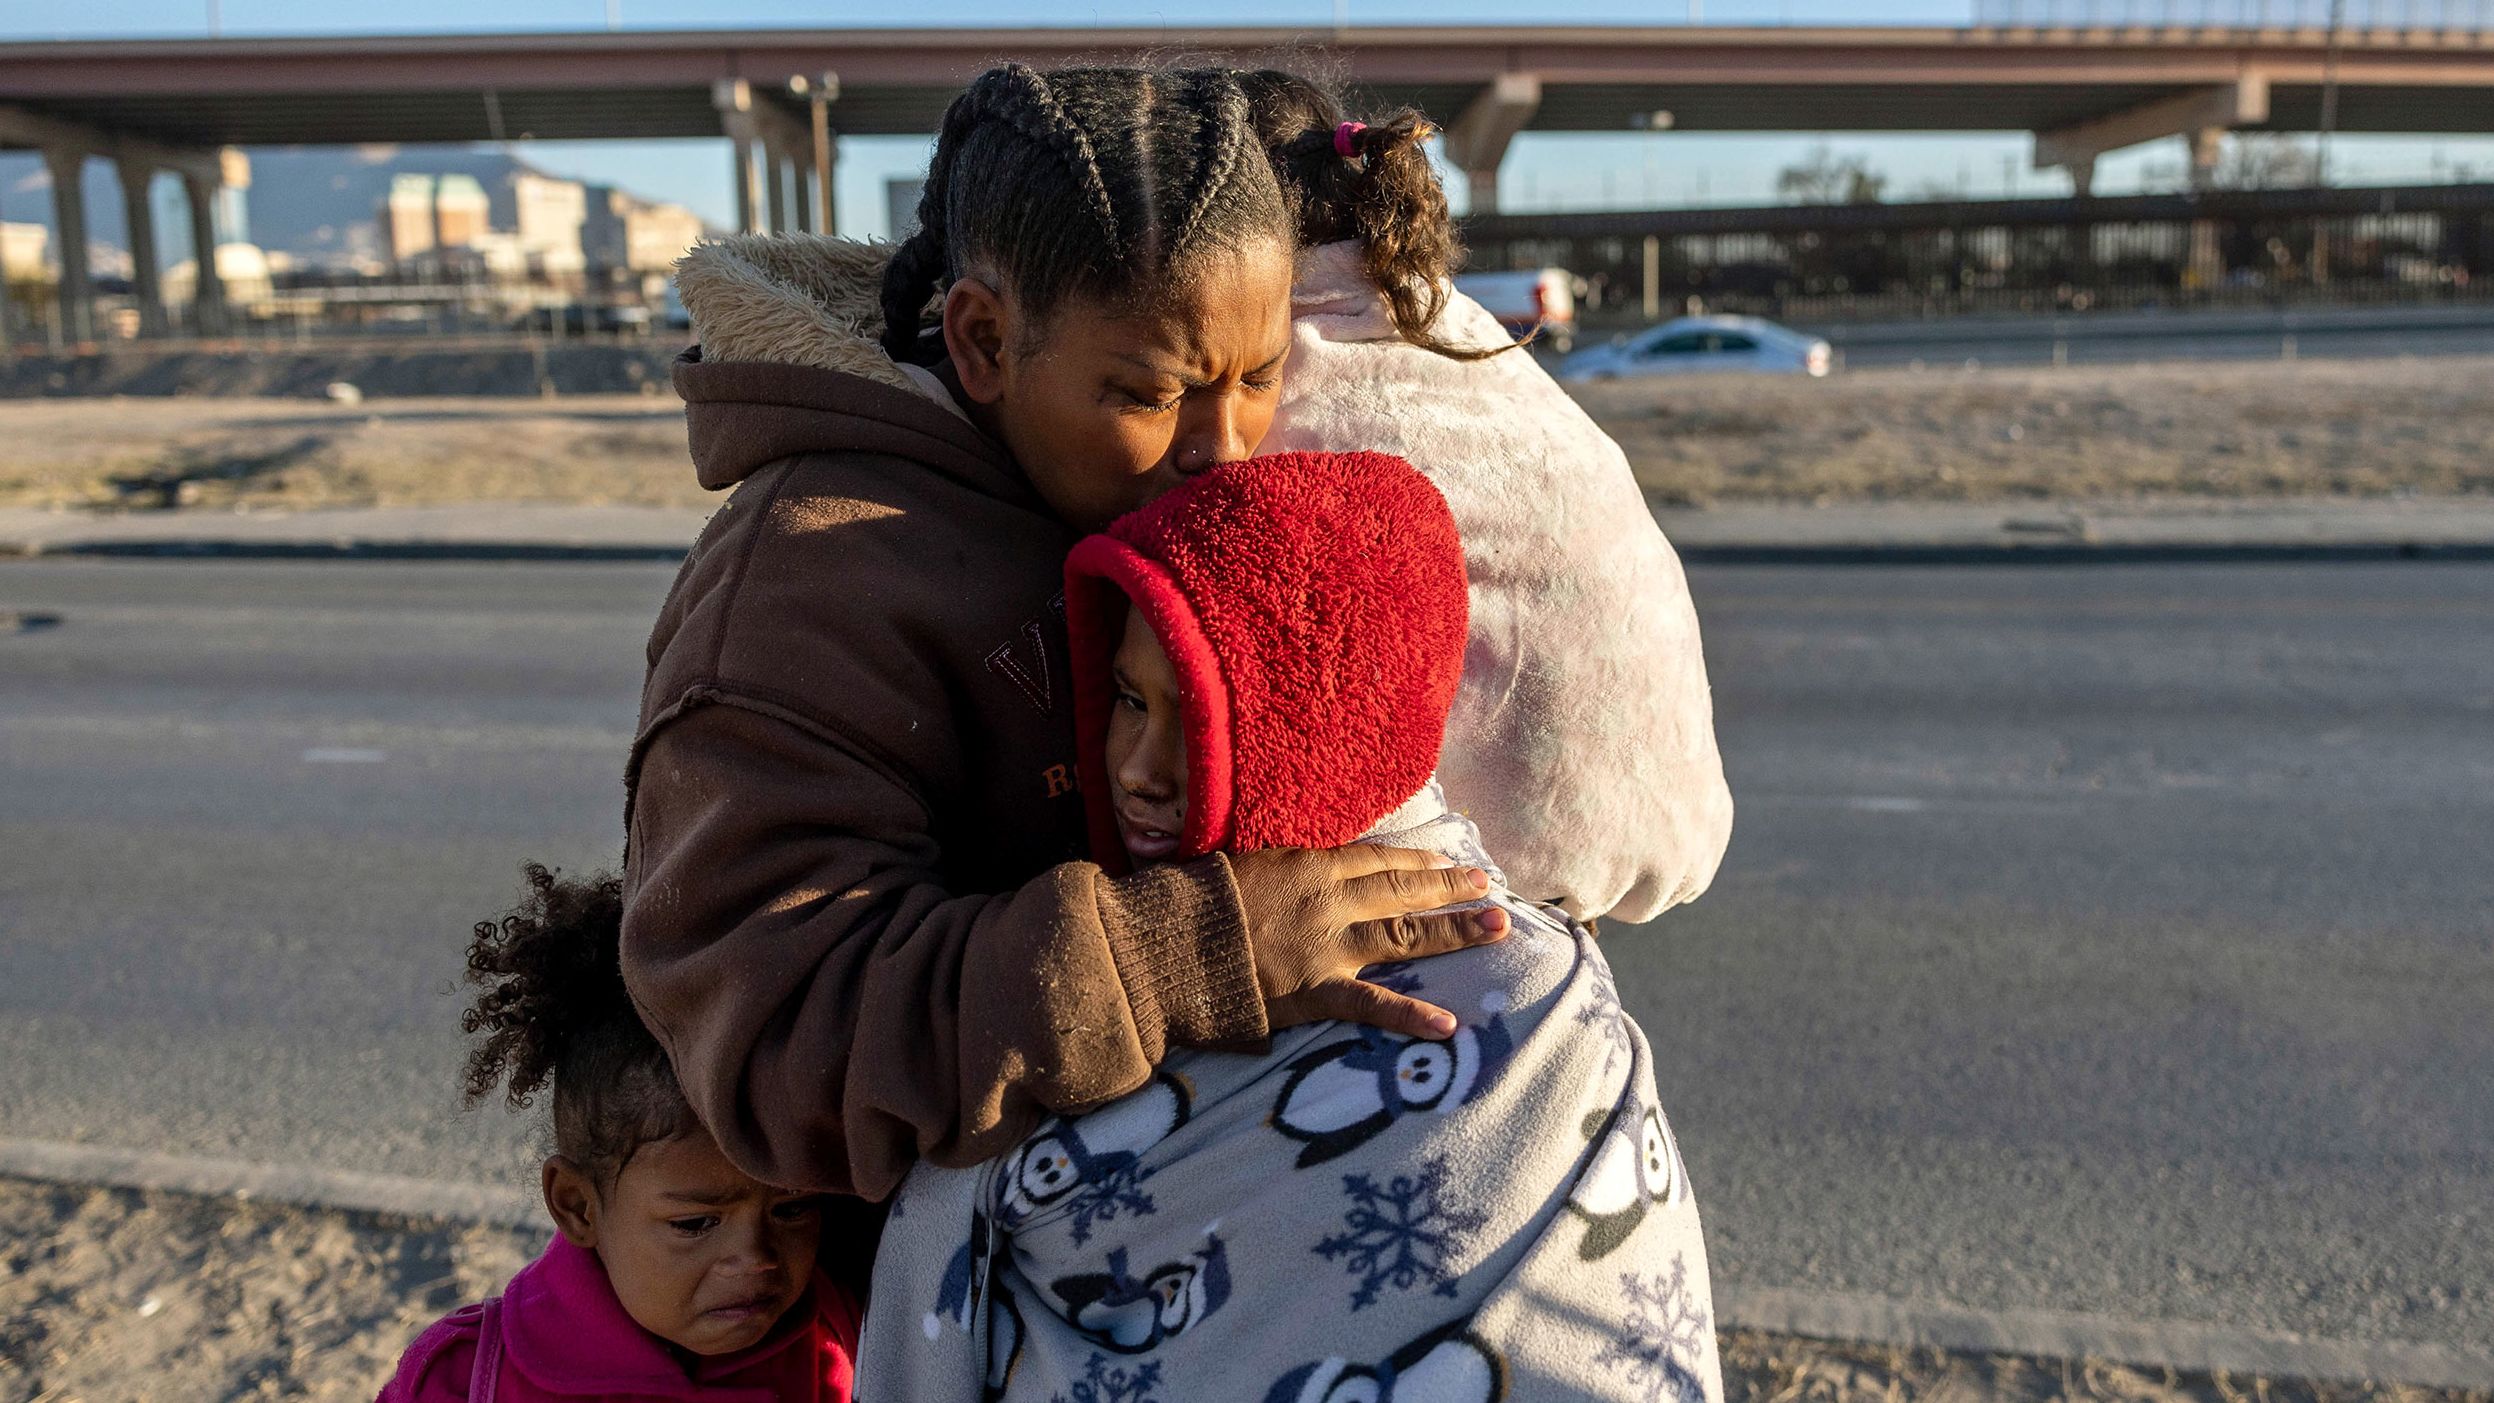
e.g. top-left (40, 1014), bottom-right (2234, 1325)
top-left (858, 787), bottom-right (1723, 1403)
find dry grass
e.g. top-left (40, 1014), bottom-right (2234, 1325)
top-left (4, 357), bottom-right (2493, 515)
top-left (0, 397), bottom-right (705, 514)
top-left (1574, 356), bottom-right (2494, 506)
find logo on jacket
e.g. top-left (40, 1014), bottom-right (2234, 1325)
top-left (985, 591), bottom-right (1069, 716)
top-left (1268, 1010), bottom-right (1513, 1168)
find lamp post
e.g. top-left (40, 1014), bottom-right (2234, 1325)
top-left (2316, 0), bottom-right (2346, 187)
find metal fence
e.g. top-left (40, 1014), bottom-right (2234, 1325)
top-left (1972, 0), bottom-right (2494, 28)
top-left (1465, 183), bottom-right (2494, 327)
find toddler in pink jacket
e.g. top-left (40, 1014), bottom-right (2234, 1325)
top-left (378, 866), bottom-right (860, 1402)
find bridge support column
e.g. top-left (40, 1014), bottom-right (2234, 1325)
top-left (2033, 77), bottom-right (2268, 193)
top-left (44, 147), bottom-right (93, 345)
top-left (729, 134), bottom-right (766, 233)
top-left (765, 151), bottom-right (791, 234)
top-left (1445, 72), bottom-right (1540, 218)
top-left (810, 107), bottom-right (838, 237)
top-left (716, 80), bottom-right (769, 234)
top-left (116, 158), bottom-right (166, 337)
top-left (182, 172), bottom-right (228, 336)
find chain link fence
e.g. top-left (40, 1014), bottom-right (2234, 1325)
top-left (1973, 0), bottom-right (2494, 28)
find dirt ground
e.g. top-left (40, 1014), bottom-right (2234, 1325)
top-left (3, 356), bottom-right (2491, 515)
top-left (3, 1177), bottom-right (2484, 1403)
top-left (1, 1177), bottom-right (538, 1402)
top-left (0, 397), bottom-right (708, 515)
top-left (1580, 356), bottom-right (2494, 507)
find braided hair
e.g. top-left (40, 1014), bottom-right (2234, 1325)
top-left (462, 864), bottom-right (698, 1189)
top-left (880, 65), bottom-right (1292, 359)
top-left (1235, 69), bottom-right (1518, 362)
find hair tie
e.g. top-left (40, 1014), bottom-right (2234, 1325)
top-left (1333, 121), bottom-right (1368, 159)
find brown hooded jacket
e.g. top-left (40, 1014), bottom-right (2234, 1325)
top-left (623, 235), bottom-right (1263, 1200)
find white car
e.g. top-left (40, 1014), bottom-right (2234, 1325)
top-left (1558, 315), bottom-right (1831, 382)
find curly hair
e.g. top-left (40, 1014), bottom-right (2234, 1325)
top-left (1235, 69), bottom-right (1521, 362)
top-left (462, 863), bottom-right (698, 1188)
top-left (880, 64), bottom-right (1294, 359)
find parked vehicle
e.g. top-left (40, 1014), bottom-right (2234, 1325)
top-left (513, 303), bottom-right (653, 336)
top-left (1558, 315), bottom-right (1832, 382)
top-left (1453, 267), bottom-right (1576, 353)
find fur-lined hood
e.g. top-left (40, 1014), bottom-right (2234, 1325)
top-left (672, 233), bottom-right (919, 393)
top-left (668, 234), bottom-right (1014, 498)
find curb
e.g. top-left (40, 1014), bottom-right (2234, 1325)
top-left (1672, 542), bottom-right (2494, 566)
top-left (0, 1136), bottom-right (538, 1232)
top-left (1721, 1285), bottom-right (2494, 1394)
top-left (11, 538), bottom-right (2494, 567)
top-left (6, 1136), bottom-right (2489, 1391)
top-left (6, 538), bottom-right (694, 564)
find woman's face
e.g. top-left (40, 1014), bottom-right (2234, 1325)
top-left (946, 237), bottom-right (1296, 534)
top-left (542, 1131), bottom-right (824, 1357)
top-left (1105, 607), bottom-right (1188, 866)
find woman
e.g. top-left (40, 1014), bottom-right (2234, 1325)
top-left (624, 66), bottom-right (1506, 1221)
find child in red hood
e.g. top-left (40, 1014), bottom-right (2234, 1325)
top-left (860, 452), bottom-right (1722, 1403)
top-left (377, 868), bottom-right (861, 1403)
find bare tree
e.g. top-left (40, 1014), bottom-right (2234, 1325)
top-left (2144, 134), bottom-right (2324, 193)
top-left (1775, 145), bottom-right (1888, 206)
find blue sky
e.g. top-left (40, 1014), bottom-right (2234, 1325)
top-left (7, 0), bottom-right (2493, 240)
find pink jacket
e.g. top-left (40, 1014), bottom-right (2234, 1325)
top-left (376, 1236), bottom-right (858, 1403)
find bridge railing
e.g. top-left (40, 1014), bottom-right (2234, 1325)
top-left (1972, 0), bottom-right (2494, 29)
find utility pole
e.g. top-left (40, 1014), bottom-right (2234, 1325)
top-left (2317, 0), bottom-right (2346, 187)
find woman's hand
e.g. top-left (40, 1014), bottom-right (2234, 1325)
top-left (1228, 845), bottom-right (1511, 1041)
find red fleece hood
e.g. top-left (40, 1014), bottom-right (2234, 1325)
top-left (1065, 451), bottom-right (1469, 874)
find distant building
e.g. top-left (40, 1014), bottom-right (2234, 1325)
top-left (381, 174), bottom-right (435, 260)
top-left (1, 222), bottom-right (48, 280)
top-left (165, 242), bottom-right (275, 308)
top-left (585, 186), bottom-right (707, 273)
top-left (214, 148), bottom-right (253, 247)
top-left (513, 171), bottom-right (588, 273)
top-left (434, 174), bottom-right (490, 248)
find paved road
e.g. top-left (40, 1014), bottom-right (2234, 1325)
top-left (3, 559), bottom-right (2489, 1351)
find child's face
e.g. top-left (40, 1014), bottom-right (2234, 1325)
top-left (946, 238), bottom-right (1296, 534)
top-left (543, 1131), bottom-right (823, 1358)
top-left (1106, 608), bottom-right (1187, 866)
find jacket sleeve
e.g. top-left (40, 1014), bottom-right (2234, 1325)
top-left (621, 701), bottom-right (1264, 1200)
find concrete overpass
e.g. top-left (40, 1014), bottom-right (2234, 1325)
top-left (6, 21), bottom-right (2494, 340)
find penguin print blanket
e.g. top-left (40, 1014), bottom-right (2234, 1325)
top-left (859, 786), bottom-right (1722, 1403)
